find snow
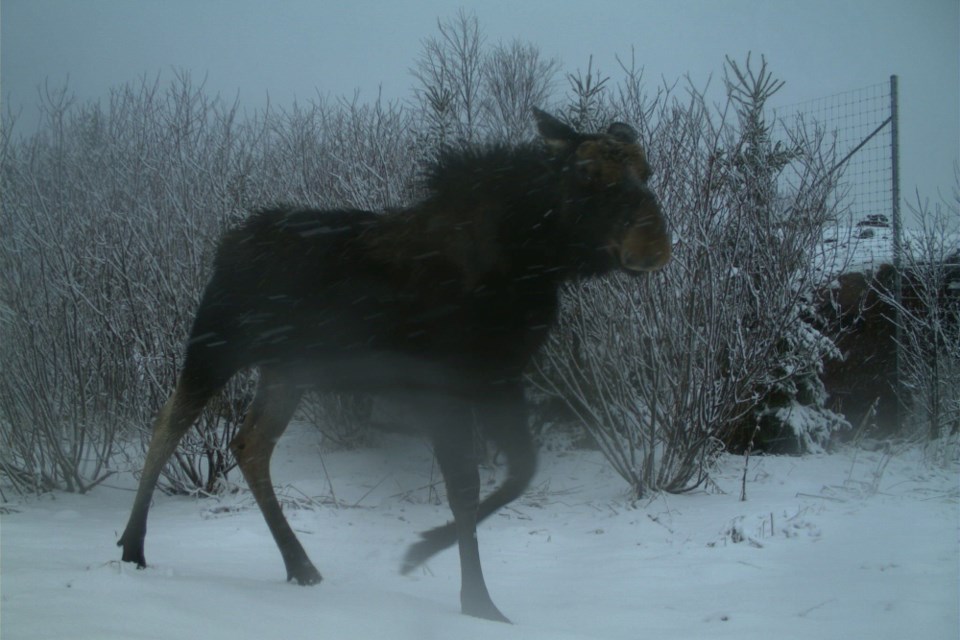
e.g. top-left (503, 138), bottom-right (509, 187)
top-left (766, 399), bottom-right (846, 454)
top-left (2, 425), bottom-right (958, 640)
top-left (817, 224), bottom-right (896, 278)
top-left (817, 223), bottom-right (960, 280)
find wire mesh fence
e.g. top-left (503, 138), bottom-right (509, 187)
top-left (773, 78), bottom-right (930, 435)
top-left (774, 79), bottom-right (896, 227)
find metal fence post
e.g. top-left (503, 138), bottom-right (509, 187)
top-left (890, 74), bottom-right (903, 430)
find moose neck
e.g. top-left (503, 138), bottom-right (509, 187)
top-left (364, 143), bottom-right (625, 296)
top-left (414, 144), bottom-right (594, 289)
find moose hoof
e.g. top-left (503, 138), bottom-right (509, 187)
top-left (399, 539), bottom-right (434, 576)
top-left (287, 563), bottom-right (323, 586)
top-left (117, 538), bottom-right (147, 569)
top-left (462, 600), bottom-right (512, 624)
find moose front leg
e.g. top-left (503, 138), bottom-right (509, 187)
top-left (430, 420), bottom-right (510, 623)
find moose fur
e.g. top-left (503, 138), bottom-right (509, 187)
top-left (117, 109), bottom-right (671, 622)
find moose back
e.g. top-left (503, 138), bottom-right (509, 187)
top-left (117, 108), bottom-right (671, 622)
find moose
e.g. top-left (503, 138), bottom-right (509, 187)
top-left (118, 109), bottom-right (671, 622)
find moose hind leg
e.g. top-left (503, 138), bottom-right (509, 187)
top-left (229, 371), bottom-right (319, 585)
top-left (118, 378), bottom-right (217, 567)
top-left (402, 385), bottom-right (535, 576)
top-left (430, 423), bottom-right (510, 623)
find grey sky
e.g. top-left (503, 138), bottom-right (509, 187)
top-left (3, 0), bottom-right (958, 215)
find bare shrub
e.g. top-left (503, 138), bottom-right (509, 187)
top-left (412, 10), bottom-right (486, 148)
top-left (872, 191), bottom-right (960, 442)
top-left (0, 71), bottom-right (420, 496)
top-left (0, 75), bottom-right (257, 494)
top-left (2, 31), bottom-right (853, 504)
top-left (299, 393), bottom-right (375, 451)
top-left (412, 11), bottom-right (559, 151)
top-left (482, 40), bottom-right (559, 143)
top-left (536, 56), bottom-right (844, 496)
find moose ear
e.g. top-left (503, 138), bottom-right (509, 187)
top-left (533, 108), bottom-right (579, 152)
top-left (607, 122), bottom-right (638, 144)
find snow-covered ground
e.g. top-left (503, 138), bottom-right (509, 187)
top-left (818, 223), bottom-right (896, 277)
top-left (2, 425), bottom-right (958, 640)
top-left (817, 221), bottom-right (960, 279)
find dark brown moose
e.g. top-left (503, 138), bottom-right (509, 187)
top-left (118, 109), bottom-right (671, 622)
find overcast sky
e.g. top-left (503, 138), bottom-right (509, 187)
top-left (2, 0), bottom-right (958, 218)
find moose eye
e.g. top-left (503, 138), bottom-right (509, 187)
top-left (574, 158), bottom-right (596, 181)
top-left (635, 158), bottom-right (653, 183)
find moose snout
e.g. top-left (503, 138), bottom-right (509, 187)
top-left (620, 235), bottom-right (672, 272)
top-left (619, 212), bottom-right (672, 272)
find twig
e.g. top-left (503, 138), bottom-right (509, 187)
top-left (845, 398), bottom-right (879, 485)
top-left (352, 473), bottom-right (389, 508)
top-left (316, 446), bottom-right (339, 509)
top-left (740, 417), bottom-right (761, 502)
top-left (797, 599), bottom-right (836, 618)
top-left (81, 470), bottom-right (117, 493)
top-left (388, 480), bottom-right (445, 503)
top-left (647, 513), bottom-right (674, 534)
top-left (795, 492), bottom-right (845, 502)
